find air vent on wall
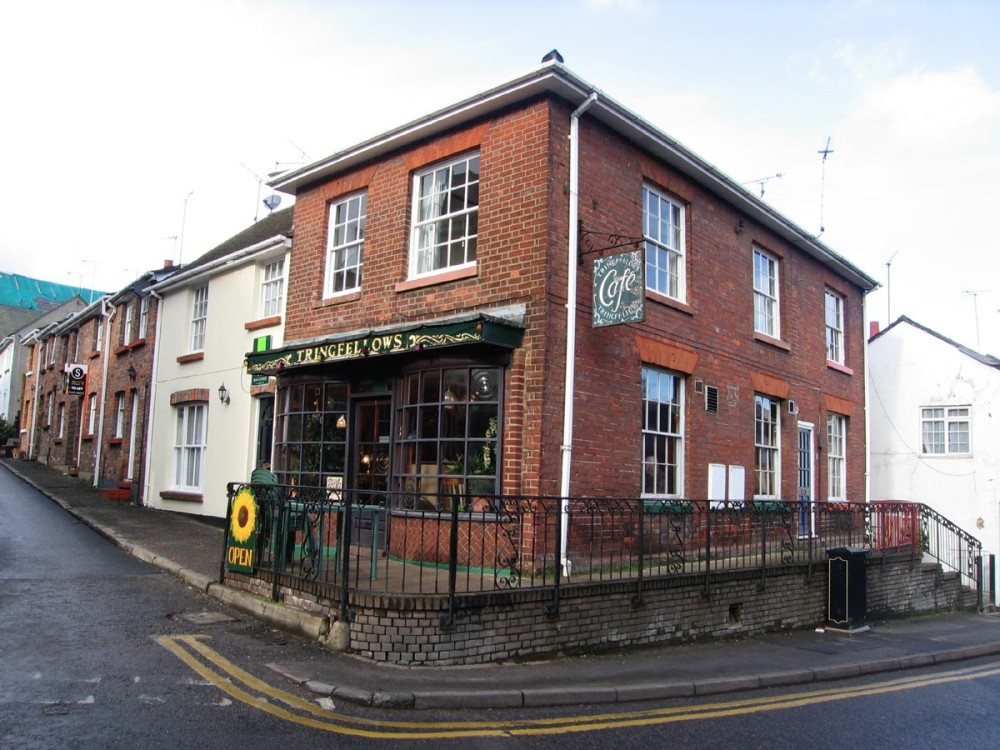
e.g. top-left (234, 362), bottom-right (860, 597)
top-left (705, 385), bottom-right (719, 413)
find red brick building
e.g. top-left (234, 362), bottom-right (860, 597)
top-left (247, 59), bottom-right (876, 527)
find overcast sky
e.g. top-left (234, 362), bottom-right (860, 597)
top-left (2, 0), bottom-right (998, 353)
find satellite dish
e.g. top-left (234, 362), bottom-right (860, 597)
top-left (263, 194), bottom-right (282, 211)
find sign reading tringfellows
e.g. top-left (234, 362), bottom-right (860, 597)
top-left (592, 249), bottom-right (645, 327)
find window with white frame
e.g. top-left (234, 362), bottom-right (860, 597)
top-left (754, 394), bottom-right (780, 498)
top-left (643, 185), bottom-right (685, 301)
top-left (87, 393), bottom-right (97, 435)
top-left (190, 286), bottom-right (208, 352)
top-left (921, 406), bottom-right (971, 454)
top-left (173, 403), bottom-right (206, 491)
top-left (114, 392), bottom-right (126, 438)
top-left (95, 316), bottom-right (103, 352)
top-left (46, 393), bottom-right (53, 426)
top-left (122, 302), bottom-right (134, 345)
top-left (138, 295), bottom-right (150, 339)
top-left (825, 291), bottom-right (844, 364)
top-left (410, 152), bottom-right (479, 277)
top-left (753, 248), bottom-right (780, 338)
top-left (641, 367), bottom-right (684, 497)
top-left (260, 259), bottom-right (285, 316)
top-left (827, 413), bottom-right (846, 500)
top-left (47, 337), bottom-right (56, 366)
top-left (57, 403), bottom-right (65, 439)
top-left (325, 193), bottom-right (366, 296)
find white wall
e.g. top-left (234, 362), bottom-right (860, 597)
top-left (869, 322), bottom-right (1000, 560)
top-left (145, 248), bottom-right (286, 518)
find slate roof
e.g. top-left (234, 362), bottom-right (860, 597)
top-left (180, 207), bottom-right (293, 275)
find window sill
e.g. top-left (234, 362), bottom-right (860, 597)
top-left (395, 264), bottom-right (477, 293)
top-left (87, 350), bottom-right (101, 360)
top-left (109, 438), bottom-right (123, 446)
top-left (159, 490), bottom-right (203, 503)
top-left (82, 434), bottom-right (94, 442)
top-left (129, 338), bottom-right (147, 350)
top-left (114, 345), bottom-right (130, 356)
top-left (245, 316), bottom-right (281, 331)
top-left (645, 290), bottom-right (693, 315)
top-left (826, 360), bottom-right (854, 376)
top-left (53, 438), bottom-right (63, 445)
top-left (753, 332), bottom-right (791, 352)
top-left (177, 352), bottom-right (205, 364)
top-left (316, 291), bottom-right (361, 308)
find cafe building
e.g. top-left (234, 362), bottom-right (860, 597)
top-left (247, 55), bottom-right (877, 526)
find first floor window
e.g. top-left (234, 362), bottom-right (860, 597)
top-left (643, 185), bottom-right (685, 300)
top-left (138, 295), bottom-right (150, 339)
top-left (87, 393), bottom-right (97, 435)
top-left (827, 413), bottom-right (846, 500)
top-left (921, 406), bottom-right (970, 454)
top-left (641, 367), bottom-right (684, 497)
top-left (410, 152), bottom-right (479, 277)
top-left (754, 394), bottom-right (780, 498)
top-left (753, 248), bottom-right (780, 337)
top-left (326, 193), bottom-right (366, 296)
top-left (825, 290), bottom-right (845, 364)
top-left (260, 259), bottom-right (285, 317)
top-left (190, 285), bottom-right (208, 352)
top-left (57, 403), bottom-right (65, 439)
top-left (173, 403), bottom-right (206, 491)
top-left (114, 392), bottom-right (126, 438)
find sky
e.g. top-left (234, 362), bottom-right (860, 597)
top-left (2, 0), bottom-right (998, 353)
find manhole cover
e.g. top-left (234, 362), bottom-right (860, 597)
top-left (180, 611), bottom-right (237, 625)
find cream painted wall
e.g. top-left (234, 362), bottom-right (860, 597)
top-left (145, 247), bottom-right (287, 518)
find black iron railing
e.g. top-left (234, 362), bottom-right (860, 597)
top-left (223, 485), bottom-right (984, 616)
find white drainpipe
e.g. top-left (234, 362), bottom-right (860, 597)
top-left (93, 297), bottom-right (116, 487)
top-left (559, 92), bottom-right (598, 577)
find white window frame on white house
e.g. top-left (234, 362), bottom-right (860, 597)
top-left (260, 258), bottom-right (285, 317)
top-left (87, 393), bottom-right (97, 435)
top-left (325, 192), bottom-right (366, 297)
top-left (114, 392), bottom-right (126, 438)
top-left (190, 285), bottom-right (208, 352)
top-left (643, 184), bottom-right (686, 301)
top-left (753, 247), bottom-right (780, 338)
top-left (409, 152), bottom-right (479, 278)
top-left (641, 366), bottom-right (684, 498)
top-left (173, 403), bottom-right (207, 491)
top-left (827, 413), bottom-right (847, 500)
top-left (825, 290), bottom-right (845, 364)
top-left (754, 394), bottom-right (780, 499)
top-left (921, 406), bottom-right (971, 455)
top-left (138, 295), bottom-right (150, 339)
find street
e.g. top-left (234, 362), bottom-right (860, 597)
top-left (2, 464), bottom-right (999, 748)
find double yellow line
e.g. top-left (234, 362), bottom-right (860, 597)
top-left (156, 634), bottom-right (1000, 739)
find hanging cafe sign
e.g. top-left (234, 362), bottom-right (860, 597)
top-left (245, 316), bottom-right (524, 375)
top-left (579, 225), bottom-right (646, 328)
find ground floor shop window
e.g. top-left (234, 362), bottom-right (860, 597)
top-left (273, 381), bottom-right (348, 489)
top-left (394, 366), bottom-right (501, 510)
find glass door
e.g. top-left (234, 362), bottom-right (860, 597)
top-left (797, 422), bottom-right (815, 538)
top-left (352, 397), bottom-right (392, 506)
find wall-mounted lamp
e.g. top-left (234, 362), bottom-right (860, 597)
top-left (127, 364), bottom-right (137, 381)
top-left (735, 218), bottom-right (745, 236)
top-left (218, 383), bottom-right (231, 405)
top-left (336, 414), bottom-right (347, 429)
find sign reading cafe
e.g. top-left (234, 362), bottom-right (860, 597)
top-left (592, 249), bottom-right (645, 327)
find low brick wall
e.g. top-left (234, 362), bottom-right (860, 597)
top-left (224, 554), bottom-right (975, 665)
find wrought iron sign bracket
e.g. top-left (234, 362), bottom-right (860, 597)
top-left (578, 222), bottom-right (644, 265)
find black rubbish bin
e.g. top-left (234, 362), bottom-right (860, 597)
top-left (827, 546), bottom-right (868, 631)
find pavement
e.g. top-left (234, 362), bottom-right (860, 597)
top-left (6, 456), bottom-right (1000, 711)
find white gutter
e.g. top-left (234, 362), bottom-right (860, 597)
top-left (93, 297), bottom-right (117, 488)
top-left (26, 335), bottom-right (40, 460)
top-left (559, 92), bottom-right (598, 577)
top-left (141, 289), bottom-right (165, 506)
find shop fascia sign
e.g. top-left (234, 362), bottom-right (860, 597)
top-left (245, 318), bottom-right (522, 375)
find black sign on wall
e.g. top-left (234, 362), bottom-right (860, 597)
top-left (65, 363), bottom-right (88, 396)
top-left (592, 249), bottom-right (645, 327)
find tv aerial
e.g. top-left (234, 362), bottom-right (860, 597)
top-left (742, 172), bottom-right (784, 198)
top-left (816, 136), bottom-right (834, 237)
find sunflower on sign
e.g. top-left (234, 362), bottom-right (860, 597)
top-left (230, 488), bottom-right (258, 543)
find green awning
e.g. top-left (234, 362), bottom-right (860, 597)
top-left (245, 315), bottom-right (524, 375)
